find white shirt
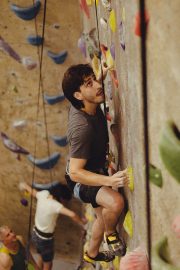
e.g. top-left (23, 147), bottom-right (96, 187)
top-left (35, 190), bottom-right (63, 233)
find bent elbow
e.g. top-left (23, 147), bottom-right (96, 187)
top-left (69, 170), bottom-right (79, 182)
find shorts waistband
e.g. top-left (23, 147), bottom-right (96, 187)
top-left (34, 227), bottom-right (54, 239)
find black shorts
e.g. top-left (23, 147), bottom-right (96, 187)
top-left (78, 184), bottom-right (102, 208)
top-left (31, 230), bottom-right (54, 262)
top-left (65, 174), bottom-right (102, 208)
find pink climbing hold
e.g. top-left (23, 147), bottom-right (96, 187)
top-left (120, 246), bottom-right (149, 270)
top-left (172, 215), bottom-right (180, 238)
top-left (134, 10), bottom-right (150, 37)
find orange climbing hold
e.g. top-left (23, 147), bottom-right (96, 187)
top-left (134, 10), bottom-right (150, 37)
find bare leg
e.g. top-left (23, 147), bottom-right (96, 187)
top-left (43, 261), bottom-right (53, 270)
top-left (96, 186), bottom-right (124, 236)
top-left (36, 254), bottom-right (43, 269)
top-left (87, 207), bottom-right (105, 258)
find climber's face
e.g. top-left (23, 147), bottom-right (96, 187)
top-left (74, 74), bottom-right (105, 106)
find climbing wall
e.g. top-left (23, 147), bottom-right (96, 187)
top-left (79, 0), bottom-right (180, 269)
top-left (0, 0), bottom-right (85, 266)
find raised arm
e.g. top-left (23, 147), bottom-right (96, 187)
top-left (19, 182), bottom-right (37, 198)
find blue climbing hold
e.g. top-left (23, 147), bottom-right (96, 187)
top-left (47, 50), bottom-right (68, 64)
top-left (51, 135), bottom-right (68, 147)
top-left (10, 0), bottom-right (41, 20)
top-left (27, 35), bottom-right (43, 46)
top-left (44, 93), bottom-right (65, 105)
top-left (27, 152), bottom-right (60, 169)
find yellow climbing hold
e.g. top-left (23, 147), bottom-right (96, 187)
top-left (113, 255), bottom-right (120, 269)
top-left (123, 211), bottom-right (133, 238)
top-left (109, 10), bottom-right (116, 33)
top-left (127, 166), bottom-right (134, 191)
top-left (24, 191), bottom-right (30, 198)
top-left (28, 263), bottom-right (34, 270)
top-left (92, 54), bottom-right (100, 79)
top-left (86, 0), bottom-right (92, 5)
top-left (106, 49), bottom-right (114, 70)
top-left (122, 7), bottom-right (125, 22)
top-left (93, 0), bottom-right (99, 5)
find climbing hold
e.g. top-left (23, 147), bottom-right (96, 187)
top-left (91, 54), bottom-right (100, 79)
top-left (20, 198), bottom-right (28, 207)
top-left (32, 181), bottom-right (72, 201)
top-left (152, 237), bottom-right (180, 270)
top-left (22, 57), bottom-right (37, 70)
top-left (24, 191), bottom-right (30, 198)
top-left (106, 112), bottom-right (112, 122)
top-left (93, 0), bottom-right (99, 5)
top-left (101, 0), bottom-right (112, 12)
top-left (100, 18), bottom-right (108, 30)
top-left (12, 120), bottom-right (27, 129)
top-left (122, 7), bottom-right (126, 22)
top-left (134, 10), bottom-right (150, 37)
top-left (149, 164), bottom-right (163, 187)
top-left (77, 36), bottom-right (86, 58)
top-left (27, 152), bottom-right (60, 169)
top-left (120, 246), bottom-right (149, 270)
top-left (28, 263), bottom-right (35, 270)
top-left (127, 166), bottom-right (134, 191)
top-left (123, 210), bottom-right (133, 238)
top-left (0, 35), bottom-right (21, 63)
top-left (50, 135), bottom-right (68, 147)
top-left (110, 43), bottom-right (115, 60)
top-left (44, 93), bottom-right (65, 105)
top-left (10, 0), bottom-right (41, 20)
top-left (27, 35), bottom-right (43, 46)
top-left (110, 69), bottom-right (119, 88)
top-left (80, 0), bottom-right (90, 19)
top-left (109, 9), bottom-right (116, 33)
top-left (0, 132), bottom-right (29, 155)
top-left (172, 215), bottom-right (180, 238)
top-left (119, 21), bottom-right (125, 50)
top-left (106, 49), bottom-right (114, 69)
top-left (159, 121), bottom-right (180, 183)
top-left (47, 50), bottom-right (68, 64)
top-left (86, 0), bottom-right (92, 6)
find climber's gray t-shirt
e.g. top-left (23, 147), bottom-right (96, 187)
top-left (67, 105), bottom-right (108, 173)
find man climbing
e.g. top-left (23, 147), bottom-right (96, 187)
top-left (0, 225), bottom-right (39, 270)
top-left (62, 64), bottom-right (129, 265)
top-left (19, 182), bottom-right (86, 270)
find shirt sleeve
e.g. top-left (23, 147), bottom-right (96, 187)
top-left (70, 123), bottom-right (93, 159)
top-left (52, 200), bottom-right (63, 214)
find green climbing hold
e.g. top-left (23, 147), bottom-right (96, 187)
top-left (152, 237), bottom-right (180, 270)
top-left (159, 121), bottom-right (180, 183)
top-left (149, 164), bottom-right (163, 187)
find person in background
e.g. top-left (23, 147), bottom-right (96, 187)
top-left (0, 225), bottom-right (39, 270)
top-left (19, 182), bottom-right (86, 270)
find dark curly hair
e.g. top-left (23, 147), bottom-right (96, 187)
top-left (62, 64), bottom-right (94, 109)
